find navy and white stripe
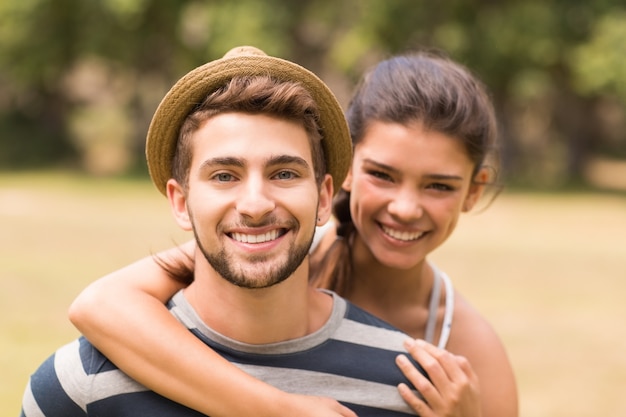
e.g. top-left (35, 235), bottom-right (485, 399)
top-left (21, 291), bottom-right (424, 416)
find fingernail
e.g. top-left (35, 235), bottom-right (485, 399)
top-left (396, 354), bottom-right (409, 365)
top-left (403, 338), bottom-right (415, 349)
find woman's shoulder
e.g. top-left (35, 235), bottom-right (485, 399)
top-left (448, 292), bottom-right (513, 370)
top-left (449, 293), bottom-right (519, 416)
top-left (451, 293), bottom-right (500, 344)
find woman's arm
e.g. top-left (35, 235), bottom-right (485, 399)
top-left (69, 242), bottom-right (356, 417)
top-left (446, 294), bottom-right (519, 417)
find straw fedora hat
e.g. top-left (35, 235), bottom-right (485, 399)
top-left (146, 45), bottom-right (352, 196)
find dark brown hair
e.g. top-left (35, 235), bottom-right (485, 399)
top-left (310, 51), bottom-right (499, 295)
top-left (172, 75), bottom-right (326, 192)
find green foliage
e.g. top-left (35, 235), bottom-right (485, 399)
top-left (0, 0), bottom-right (624, 189)
top-left (570, 11), bottom-right (626, 99)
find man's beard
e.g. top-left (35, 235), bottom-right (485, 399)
top-left (192, 217), bottom-right (315, 289)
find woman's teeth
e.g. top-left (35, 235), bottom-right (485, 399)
top-left (381, 225), bottom-right (424, 242)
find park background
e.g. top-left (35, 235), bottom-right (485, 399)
top-left (1, 1), bottom-right (625, 416)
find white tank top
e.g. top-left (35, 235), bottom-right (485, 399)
top-left (425, 263), bottom-right (454, 349)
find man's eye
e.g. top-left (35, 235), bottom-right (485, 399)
top-left (215, 173), bottom-right (234, 182)
top-left (274, 171), bottom-right (296, 180)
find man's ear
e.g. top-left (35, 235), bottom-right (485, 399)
top-left (317, 174), bottom-right (334, 226)
top-left (341, 165), bottom-right (353, 193)
top-left (462, 167), bottom-right (489, 212)
top-left (167, 179), bottom-right (192, 231)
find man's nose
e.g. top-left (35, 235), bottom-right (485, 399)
top-left (235, 176), bottom-right (276, 220)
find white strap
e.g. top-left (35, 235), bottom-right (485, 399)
top-left (424, 264), bottom-right (454, 349)
top-left (438, 268), bottom-right (454, 349)
top-left (424, 270), bottom-right (441, 344)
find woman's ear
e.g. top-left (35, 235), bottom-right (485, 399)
top-left (167, 179), bottom-right (192, 231)
top-left (341, 166), bottom-right (353, 193)
top-left (462, 167), bottom-right (489, 212)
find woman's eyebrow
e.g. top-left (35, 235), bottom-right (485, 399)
top-left (363, 158), bottom-right (464, 181)
top-left (362, 158), bottom-right (398, 173)
top-left (425, 173), bottom-right (464, 181)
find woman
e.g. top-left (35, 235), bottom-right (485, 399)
top-left (70, 50), bottom-right (518, 417)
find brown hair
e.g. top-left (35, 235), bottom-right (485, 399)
top-left (159, 75), bottom-right (326, 285)
top-left (172, 75), bottom-right (326, 192)
top-left (310, 50), bottom-right (499, 295)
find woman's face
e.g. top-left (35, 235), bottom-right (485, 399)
top-left (343, 120), bottom-right (485, 270)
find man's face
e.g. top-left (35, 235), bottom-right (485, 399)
top-left (168, 112), bottom-right (332, 289)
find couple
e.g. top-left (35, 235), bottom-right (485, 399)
top-left (22, 46), bottom-right (517, 417)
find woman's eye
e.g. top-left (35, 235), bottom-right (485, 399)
top-left (368, 170), bottom-right (393, 181)
top-left (429, 183), bottom-right (454, 191)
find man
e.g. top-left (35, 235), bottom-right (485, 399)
top-left (20, 46), bottom-right (424, 416)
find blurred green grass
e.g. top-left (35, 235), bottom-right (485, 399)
top-left (2, 171), bottom-right (625, 417)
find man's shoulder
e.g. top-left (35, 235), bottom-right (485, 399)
top-left (342, 299), bottom-right (398, 329)
top-left (331, 295), bottom-right (411, 353)
top-left (30, 336), bottom-right (131, 387)
top-left (23, 337), bottom-right (147, 416)
top-left (39, 337), bottom-right (110, 377)
top-left (22, 338), bottom-right (106, 416)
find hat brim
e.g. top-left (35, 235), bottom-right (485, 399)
top-left (146, 49), bottom-right (352, 196)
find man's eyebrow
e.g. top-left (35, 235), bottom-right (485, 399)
top-left (267, 155), bottom-right (311, 169)
top-left (198, 155), bottom-right (311, 170)
top-left (363, 158), bottom-right (464, 181)
top-left (199, 157), bottom-right (245, 170)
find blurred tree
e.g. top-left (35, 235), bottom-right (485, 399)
top-left (0, 0), bottom-right (624, 188)
top-left (0, 0), bottom-right (79, 168)
top-left (328, 0), bottom-right (626, 188)
top-left (0, 0), bottom-right (187, 173)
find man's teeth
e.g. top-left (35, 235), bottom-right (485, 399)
top-left (232, 230), bottom-right (279, 243)
top-left (381, 225), bottom-right (424, 242)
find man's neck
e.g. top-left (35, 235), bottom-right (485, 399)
top-left (184, 259), bottom-right (333, 344)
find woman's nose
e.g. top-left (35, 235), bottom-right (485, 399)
top-left (387, 189), bottom-right (423, 221)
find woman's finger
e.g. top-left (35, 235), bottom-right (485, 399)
top-left (397, 382), bottom-right (436, 417)
top-left (402, 339), bottom-right (453, 398)
top-left (400, 339), bottom-right (482, 417)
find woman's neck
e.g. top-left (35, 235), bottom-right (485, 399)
top-left (345, 236), bottom-right (435, 329)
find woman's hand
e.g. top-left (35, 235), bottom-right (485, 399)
top-left (396, 339), bottom-right (481, 417)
